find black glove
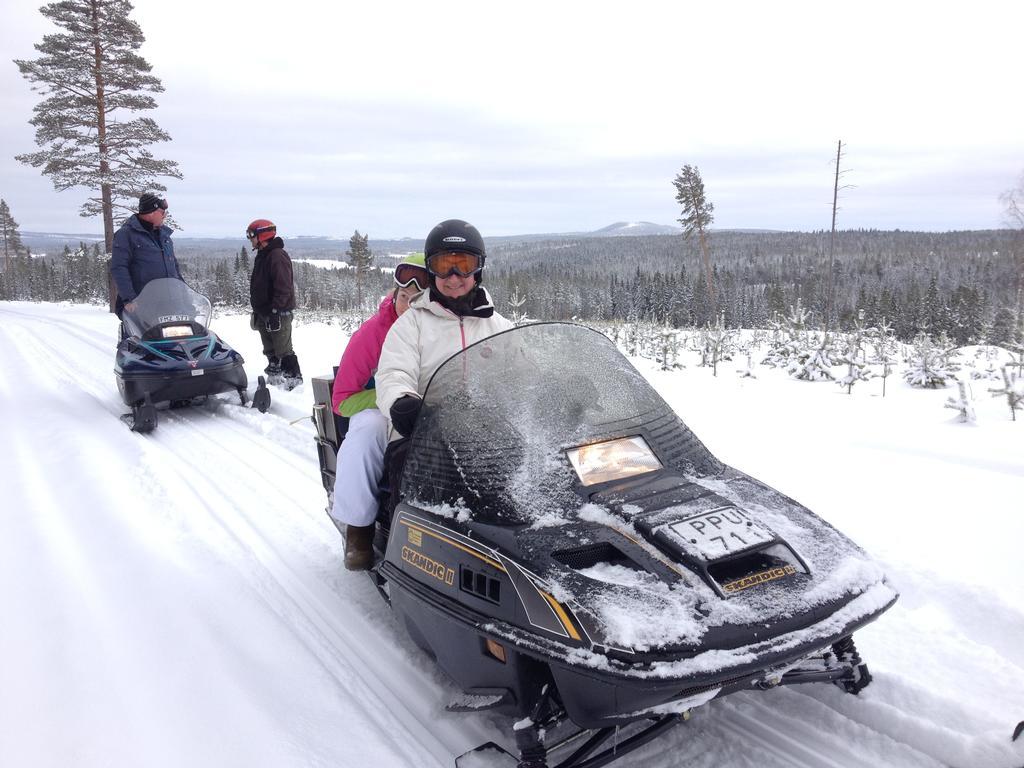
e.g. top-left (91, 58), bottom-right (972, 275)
top-left (390, 395), bottom-right (422, 437)
top-left (266, 312), bottom-right (282, 332)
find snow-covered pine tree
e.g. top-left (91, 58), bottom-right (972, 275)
top-left (736, 328), bottom-right (766, 379)
top-left (788, 331), bottom-right (838, 381)
top-left (624, 323), bottom-right (639, 357)
top-left (232, 247), bottom-right (250, 309)
top-left (944, 379), bottom-right (976, 423)
top-left (988, 361), bottom-right (1022, 421)
top-left (700, 314), bottom-right (736, 377)
top-left (835, 311), bottom-right (872, 393)
top-left (837, 340), bottom-right (872, 392)
top-left (989, 306), bottom-right (1017, 348)
top-left (657, 327), bottom-right (683, 371)
top-left (868, 317), bottom-right (900, 396)
top-left (903, 332), bottom-right (959, 388)
top-left (15, 0), bottom-right (182, 254)
top-left (762, 300), bottom-right (810, 368)
top-left (507, 285), bottom-right (530, 325)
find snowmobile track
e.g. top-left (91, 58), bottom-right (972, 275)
top-left (138, 410), bottom-right (496, 767)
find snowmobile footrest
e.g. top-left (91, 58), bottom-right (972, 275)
top-left (446, 688), bottom-right (514, 712)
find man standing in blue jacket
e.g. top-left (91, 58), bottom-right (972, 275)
top-left (110, 192), bottom-right (180, 317)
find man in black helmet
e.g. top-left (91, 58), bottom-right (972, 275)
top-left (110, 192), bottom-right (180, 318)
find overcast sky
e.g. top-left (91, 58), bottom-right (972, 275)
top-left (2, 0), bottom-right (1022, 240)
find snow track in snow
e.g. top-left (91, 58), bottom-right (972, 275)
top-left (134, 408), bottom-right (496, 766)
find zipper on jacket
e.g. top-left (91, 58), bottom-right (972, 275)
top-left (460, 317), bottom-right (468, 380)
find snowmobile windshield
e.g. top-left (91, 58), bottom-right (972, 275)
top-left (402, 322), bottom-right (724, 525)
top-left (122, 278), bottom-right (213, 341)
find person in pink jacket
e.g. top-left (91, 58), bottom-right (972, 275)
top-left (330, 254), bottom-right (429, 570)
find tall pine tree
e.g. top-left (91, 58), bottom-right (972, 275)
top-left (346, 230), bottom-right (373, 310)
top-left (0, 199), bottom-right (28, 271)
top-left (672, 164), bottom-right (716, 314)
top-left (15, 0), bottom-right (182, 254)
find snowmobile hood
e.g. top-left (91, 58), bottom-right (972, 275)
top-left (398, 323), bottom-right (895, 656)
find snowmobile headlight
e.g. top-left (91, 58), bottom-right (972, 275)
top-left (566, 436), bottom-right (662, 486)
top-left (161, 324), bottom-right (192, 339)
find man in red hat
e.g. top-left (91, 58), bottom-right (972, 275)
top-left (247, 218), bottom-right (302, 390)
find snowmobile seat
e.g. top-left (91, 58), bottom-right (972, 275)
top-left (312, 371), bottom-right (349, 493)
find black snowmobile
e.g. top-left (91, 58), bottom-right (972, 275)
top-left (311, 322), bottom-right (897, 768)
top-left (115, 277), bottom-right (271, 432)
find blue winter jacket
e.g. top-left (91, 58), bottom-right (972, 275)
top-left (110, 215), bottom-right (181, 304)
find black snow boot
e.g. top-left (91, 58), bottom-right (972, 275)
top-left (265, 355), bottom-right (284, 386)
top-left (344, 524), bottom-right (375, 571)
top-left (281, 353), bottom-right (303, 391)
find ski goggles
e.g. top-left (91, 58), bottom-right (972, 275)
top-left (394, 263), bottom-right (430, 290)
top-left (427, 251), bottom-right (482, 278)
top-left (245, 224), bottom-right (275, 239)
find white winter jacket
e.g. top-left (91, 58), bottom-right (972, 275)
top-left (376, 287), bottom-right (514, 438)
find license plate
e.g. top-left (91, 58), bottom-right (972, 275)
top-left (668, 507), bottom-right (774, 560)
top-left (190, 369), bottom-right (205, 377)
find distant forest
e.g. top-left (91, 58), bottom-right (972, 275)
top-left (2, 229), bottom-right (1022, 346)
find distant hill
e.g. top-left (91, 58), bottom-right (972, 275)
top-left (10, 222), bottom-right (891, 259)
top-left (19, 222), bottom-right (683, 259)
top-left (592, 221), bottom-right (681, 236)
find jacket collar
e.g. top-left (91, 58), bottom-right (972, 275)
top-left (257, 236), bottom-right (285, 252)
top-left (128, 214), bottom-right (170, 237)
top-left (414, 285), bottom-right (496, 318)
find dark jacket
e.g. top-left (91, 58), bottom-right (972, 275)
top-left (110, 215), bottom-right (180, 305)
top-left (249, 237), bottom-right (296, 317)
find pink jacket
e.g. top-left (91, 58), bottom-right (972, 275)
top-left (331, 295), bottom-right (399, 416)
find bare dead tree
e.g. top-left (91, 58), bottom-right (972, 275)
top-left (827, 140), bottom-right (855, 331)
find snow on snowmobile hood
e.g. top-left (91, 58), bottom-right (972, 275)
top-left (400, 323), bottom-right (895, 654)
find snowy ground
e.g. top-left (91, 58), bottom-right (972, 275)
top-left (1, 300), bottom-right (1022, 768)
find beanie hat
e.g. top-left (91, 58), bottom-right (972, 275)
top-left (139, 192), bottom-right (168, 215)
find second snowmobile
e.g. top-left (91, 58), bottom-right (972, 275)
top-left (115, 277), bottom-right (271, 432)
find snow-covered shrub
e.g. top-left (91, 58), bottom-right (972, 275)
top-left (788, 332), bottom-right (839, 381)
top-left (903, 333), bottom-right (959, 389)
top-left (736, 329), bottom-right (766, 379)
top-left (962, 345), bottom-right (1002, 381)
top-left (762, 302), bottom-right (809, 369)
top-left (868, 318), bottom-right (900, 397)
top-left (837, 355), bottom-right (873, 393)
top-left (944, 379), bottom-right (976, 423)
top-left (507, 286), bottom-right (531, 326)
top-left (657, 327), bottom-right (684, 371)
top-left (988, 362), bottom-right (1023, 421)
top-left (695, 315), bottom-right (737, 377)
top-left (837, 316), bottom-right (873, 393)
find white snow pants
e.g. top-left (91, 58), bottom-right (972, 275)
top-left (330, 408), bottom-right (388, 527)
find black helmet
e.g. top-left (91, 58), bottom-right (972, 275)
top-left (424, 219), bottom-right (486, 283)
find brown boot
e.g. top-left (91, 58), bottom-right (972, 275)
top-left (344, 524), bottom-right (375, 571)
